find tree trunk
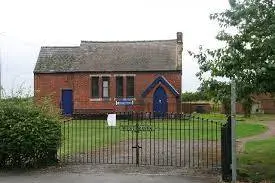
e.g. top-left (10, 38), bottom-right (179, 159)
top-left (223, 99), bottom-right (231, 117)
top-left (241, 97), bottom-right (253, 118)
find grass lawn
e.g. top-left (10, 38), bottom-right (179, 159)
top-left (194, 113), bottom-right (268, 138)
top-left (236, 122), bottom-right (267, 138)
top-left (238, 138), bottom-right (275, 182)
top-left (197, 113), bottom-right (275, 182)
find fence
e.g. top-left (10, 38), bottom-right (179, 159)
top-left (58, 112), bottom-right (225, 171)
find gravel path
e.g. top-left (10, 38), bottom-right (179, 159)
top-left (0, 164), bottom-right (220, 183)
top-left (237, 120), bottom-right (275, 153)
top-left (61, 139), bottom-right (221, 170)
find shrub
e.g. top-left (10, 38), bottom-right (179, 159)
top-left (181, 91), bottom-right (210, 102)
top-left (0, 97), bottom-right (61, 168)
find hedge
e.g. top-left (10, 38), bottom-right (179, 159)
top-left (0, 98), bottom-right (61, 168)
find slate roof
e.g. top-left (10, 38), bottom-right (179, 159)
top-left (34, 39), bottom-right (180, 73)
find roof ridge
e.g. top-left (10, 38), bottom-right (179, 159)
top-left (81, 39), bottom-right (176, 44)
top-left (41, 46), bottom-right (80, 48)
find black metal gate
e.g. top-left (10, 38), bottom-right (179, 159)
top-left (59, 112), bottom-right (224, 170)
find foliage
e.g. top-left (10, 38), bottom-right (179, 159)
top-left (238, 138), bottom-right (275, 182)
top-left (240, 95), bottom-right (253, 117)
top-left (0, 97), bottom-right (61, 168)
top-left (198, 79), bottom-right (255, 117)
top-left (189, 0), bottom-right (275, 116)
top-left (181, 91), bottom-right (210, 102)
top-left (198, 79), bottom-right (231, 115)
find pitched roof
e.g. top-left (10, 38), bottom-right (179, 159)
top-left (34, 39), bottom-right (181, 73)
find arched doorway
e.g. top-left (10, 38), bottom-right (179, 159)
top-left (153, 86), bottom-right (168, 116)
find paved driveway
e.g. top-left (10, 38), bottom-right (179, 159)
top-left (0, 165), bottom-right (220, 183)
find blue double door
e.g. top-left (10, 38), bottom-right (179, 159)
top-left (61, 89), bottom-right (73, 116)
top-left (153, 87), bottom-right (168, 116)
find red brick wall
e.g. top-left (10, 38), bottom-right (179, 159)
top-left (261, 99), bottom-right (275, 113)
top-left (34, 72), bottom-right (181, 113)
top-left (34, 74), bottom-right (73, 107)
top-left (220, 94), bottom-right (275, 114)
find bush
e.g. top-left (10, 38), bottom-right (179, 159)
top-left (181, 91), bottom-right (210, 102)
top-left (0, 97), bottom-right (61, 168)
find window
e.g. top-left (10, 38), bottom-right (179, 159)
top-left (116, 76), bottom-right (123, 97)
top-left (91, 77), bottom-right (99, 98)
top-left (102, 77), bottom-right (109, 98)
top-left (126, 76), bottom-right (134, 97)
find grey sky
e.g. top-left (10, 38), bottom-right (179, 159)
top-left (0, 0), bottom-right (229, 96)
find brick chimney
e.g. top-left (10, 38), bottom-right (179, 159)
top-left (176, 32), bottom-right (183, 70)
top-left (177, 32), bottom-right (183, 44)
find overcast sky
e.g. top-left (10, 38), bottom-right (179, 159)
top-left (0, 0), bottom-right (230, 96)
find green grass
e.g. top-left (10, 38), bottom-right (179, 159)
top-left (193, 113), bottom-right (227, 121)
top-left (239, 114), bottom-right (275, 123)
top-left (238, 138), bottom-right (275, 182)
top-left (196, 113), bottom-right (275, 181)
top-left (194, 113), bottom-right (275, 123)
top-left (58, 114), bottom-right (268, 155)
top-left (59, 119), bottom-right (223, 155)
top-left (60, 121), bottom-right (120, 155)
top-left (194, 113), bottom-right (268, 138)
top-left (236, 122), bottom-right (267, 138)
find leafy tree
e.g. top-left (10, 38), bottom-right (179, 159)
top-left (198, 79), bottom-right (254, 117)
top-left (198, 79), bottom-right (231, 115)
top-left (181, 91), bottom-right (210, 102)
top-left (190, 0), bottom-right (275, 116)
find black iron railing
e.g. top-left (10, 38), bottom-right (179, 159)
top-left (59, 112), bottom-right (224, 170)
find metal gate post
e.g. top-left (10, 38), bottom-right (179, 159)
top-left (221, 116), bottom-right (232, 182)
top-left (132, 113), bottom-right (141, 166)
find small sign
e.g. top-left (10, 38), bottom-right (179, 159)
top-left (107, 114), bottom-right (116, 126)
top-left (116, 98), bottom-right (134, 106)
top-left (120, 125), bottom-right (155, 132)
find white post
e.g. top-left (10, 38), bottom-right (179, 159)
top-left (231, 79), bottom-right (237, 182)
top-left (0, 32), bottom-right (5, 99)
top-left (0, 32), bottom-right (4, 99)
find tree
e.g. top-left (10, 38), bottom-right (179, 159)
top-left (190, 0), bottom-right (275, 116)
top-left (181, 91), bottom-right (210, 102)
top-left (198, 79), bottom-right (231, 115)
top-left (199, 79), bottom-right (255, 117)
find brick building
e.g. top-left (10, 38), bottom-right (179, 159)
top-left (233, 94), bottom-right (275, 114)
top-left (34, 33), bottom-right (183, 115)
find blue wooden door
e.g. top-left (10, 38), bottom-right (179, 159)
top-left (153, 87), bottom-right (168, 116)
top-left (61, 89), bottom-right (73, 115)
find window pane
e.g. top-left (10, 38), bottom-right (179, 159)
top-left (116, 76), bottom-right (123, 97)
top-left (103, 87), bottom-right (109, 98)
top-left (103, 81), bottom-right (108, 87)
top-left (102, 77), bottom-right (109, 98)
top-left (91, 77), bottom-right (99, 98)
top-left (127, 76), bottom-right (134, 97)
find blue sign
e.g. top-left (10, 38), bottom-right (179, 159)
top-left (116, 99), bottom-right (134, 106)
